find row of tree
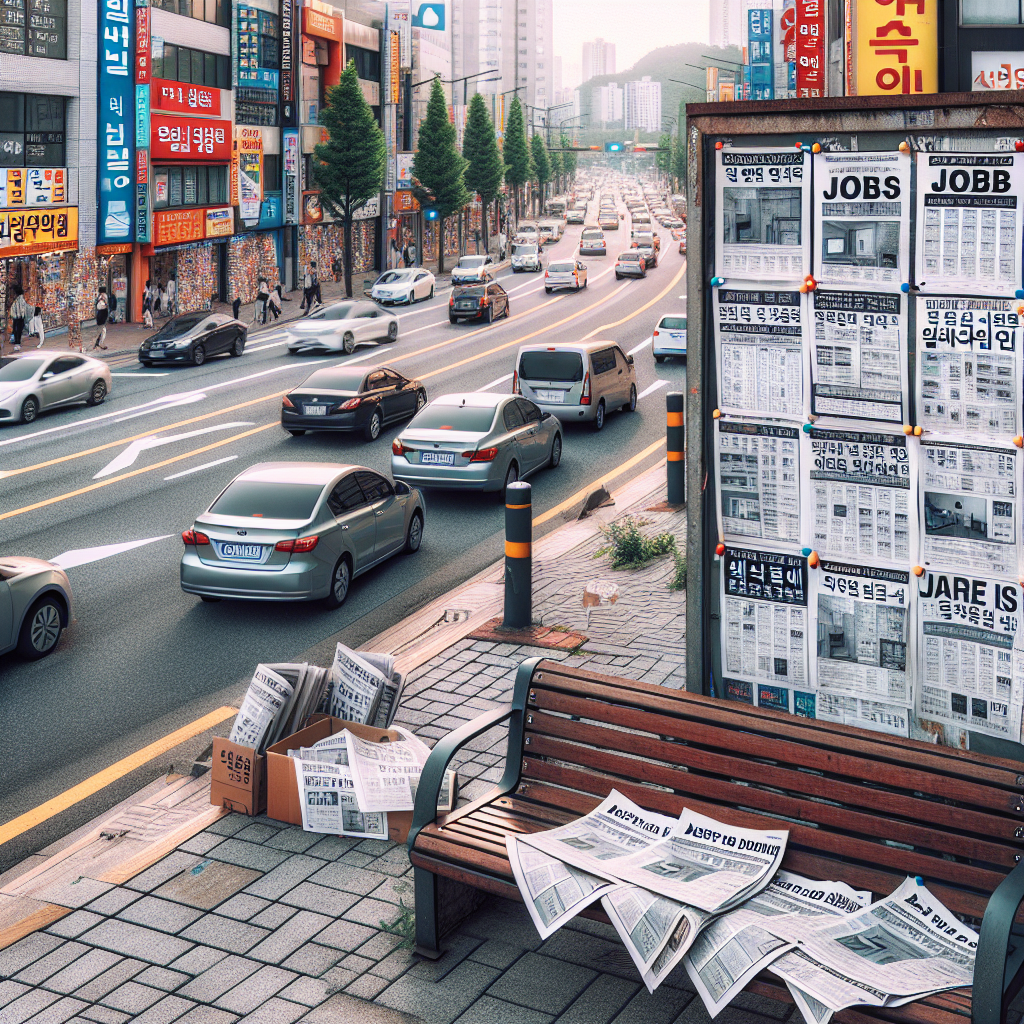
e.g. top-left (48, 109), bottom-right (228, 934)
top-left (313, 63), bottom-right (578, 293)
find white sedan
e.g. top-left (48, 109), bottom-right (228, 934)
top-left (544, 259), bottom-right (588, 293)
top-left (451, 255), bottom-right (495, 285)
top-left (286, 299), bottom-right (399, 355)
top-left (371, 268), bottom-right (436, 305)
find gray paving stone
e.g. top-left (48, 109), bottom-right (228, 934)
top-left (134, 966), bottom-right (189, 991)
top-left (32, 877), bottom-right (115, 910)
top-left (80, 920), bottom-right (193, 966)
top-left (554, 974), bottom-right (640, 1024)
top-left (206, 839), bottom-right (291, 873)
top-left (722, 991), bottom-right (796, 1020)
top-left (167, 945), bottom-right (228, 976)
top-left (407, 935), bottom-right (481, 984)
top-left (368, 948), bottom-right (417, 982)
top-left (46, 912), bottom-right (105, 940)
top-left (154, 861), bottom-right (263, 911)
top-left (487, 952), bottom-right (595, 1014)
top-left (375, 960), bottom-right (500, 1024)
top-left (344, 973), bottom-right (390, 1000)
top-left (205, 817), bottom-right (250, 837)
top-left (305, 861), bottom-right (383, 897)
top-left (77, 1005), bottom-right (131, 1024)
top-left (100, 981), bottom-right (165, 1014)
top-left (367, 848), bottom-right (411, 878)
top-left (0, 932), bottom-right (65, 978)
top-left (281, 943), bottom-right (344, 977)
top-left (275, 975), bottom-right (338, 1007)
top-left (84, 889), bottom-right (141, 916)
top-left (44, 949), bottom-right (124, 998)
top-left (312, 919), bottom-right (376, 952)
top-left (453, 995), bottom-right (553, 1024)
top-left (216, 894), bottom-right (272, 921)
top-left (248, 911), bottom-right (333, 965)
top-left (118, 896), bottom-right (205, 934)
top-left (301, 836), bottom-right (360, 861)
top-left (537, 928), bottom-right (638, 981)
top-left (233, 823), bottom-right (281, 844)
top-left (278, 882), bottom-right (359, 918)
top-left (124, 853), bottom-right (204, 893)
top-left (467, 940), bottom-right (524, 971)
top-left (250, 905), bottom-right (298, 930)
top-left (610, 985), bottom-right (693, 1024)
top-left (213, 964), bottom-right (298, 1014)
top-left (18, 995), bottom-right (88, 1024)
top-left (73, 959), bottom-right (147, 1001)
top-left (243, 857), bottom-right (326, 901)
top-left (302, 993), bottom-right (426, 1022)
top-left (338, 953), bottom-right (374, 975)
top-left (14, 941), bottom-right (90, 985)
top-left (264, 830), bottom-right (322, 854)
top-left (178, 914), bottom-right (270, 954)
top-left (0, 980), bottom-right (30, 1008)
top-left (369, 876), bottom-right (415, 907)
top-left (177, 833), bottom-right (225, 856)
top-left (177, 955), bottom-right (262, 1002)
top-left (130, 995), bottom-right (198, 1024)
top-left (0, 987), bottom-right (60, 1023)
top-left (342, 897), bottom-right (404, 928)
top-left (236, 997), bottom-right (308, 1024)
top-left (174, 1006), bottom-right (239, 1024)
top-left (339, 851), bottom-right (375, 869)
top-left (353, 932), bottom-right (404, 961)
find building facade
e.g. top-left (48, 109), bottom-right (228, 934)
top-left (594, 82), bottom-right (622, 125)
top-left (709, 0), bottom-right (743, 50)
top-left (624, 75), bottom-right (660, 132)
top-left (581, 37), bottom-right (613, 80)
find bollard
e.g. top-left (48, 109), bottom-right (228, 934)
top-left (503, 480), bottom-right (532, 629)
top-left (667, 391), bottom-right (685, 505)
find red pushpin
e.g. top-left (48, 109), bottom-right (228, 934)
top-left (1017, 140), bottom-right (1024, 152)
top-left (715, 141), bottom-right (723, 150)
top-left (804, 275), bottom-right (817, 291)
top-left (715, 543), bottom-right (726, 556)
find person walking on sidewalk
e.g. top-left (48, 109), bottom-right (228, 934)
top-left (166, 273), bottom-right (177, 316)
top-left (256, 276), bottom-right (270, 324)
top-left (406, 241), bottom-right (417, 267)
top-left (142, 279), bottom-right (155, 329)
top-left (268, 285), bottom-right (282, 321)
top-left (301, 262), bottom-right (319, 314)
top-left (331, 256), bottom-right (342, 282)
top-left (7, 286), bottom-right (30, 352)
top-left (29, 306), bottom-right (44, 348)
top-left (92, 286), bottom-right (110, 350)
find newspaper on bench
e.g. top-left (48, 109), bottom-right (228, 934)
top-left (229, 664), bottom-right (295, 753)
top-left (768, 877), bottom-right (977, 1020)
top-left (682, 871), bottom-right (870, 1017)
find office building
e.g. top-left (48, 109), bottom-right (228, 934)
top-left (594, 82), bottom-right (623, 125)
top-left (624, 75), bottom-right (661, 132)
top-left (710, 0), bottom-right (743, 49)
top-left (582, 37), bottom-right (614, 81)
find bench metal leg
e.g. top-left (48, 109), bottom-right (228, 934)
top-left (414, 866), bottom-right (443, 960)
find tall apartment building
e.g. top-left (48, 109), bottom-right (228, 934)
top-left (594, 82), bottom-right (623, 125)
top-left (710, 0), bottom-right (744, 49)
top-left (582, 37), bottom-right (614, 81)
top-left (624, 75), bottom-right (661, 132)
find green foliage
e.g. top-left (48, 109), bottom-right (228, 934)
top-left (549, 147), bottom-right (563, 186)
top-left (670, 549), bottom-right (687, 591)
top-left (412, 78), bottom-right (471, 220)
top-left (530, 133), bottom-right (551, 185)
top-left (503, 97), bottom-right (532, 188)
top-left (560, 135), bottom-right (577, 180)
top-left (657, 133), bottom-right (672, 173)
top-left (599, 516), bottom-right (677, 571)
top-left (463, 92), bottom-right (504, 204)
top-left (380, 899), bottom-right (416, 950)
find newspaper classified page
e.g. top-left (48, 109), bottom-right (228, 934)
top-left (344, 728), bottom-right (430, 813)
top-left (328, 643), bottom-right (388, 724)
top-left (917, 570), bottom-right (1024, 741)
top-left (717, 148), bottom-right (811, 282)
top-left (721, 547), bottom-right (808, 713)
top-left (917, 296), bottom-right (1022, 437)
top-left (813, 151), bottom-right (910, 291)
top-left (716, 421), bottom-right (801, 545)
top-left (916, 153), bottom-right (1024, 296)
top-left (716, 289), bottom-right (806, 420)
top-left (810, 291), bottom-right (908, 424)
top-left (919, 439), bottom-right (1021, 578)
top-left (805, 428), bottom-right (913, 564)
top-left (293, 758), bottom-right (389, 839)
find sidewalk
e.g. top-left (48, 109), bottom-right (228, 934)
top-left (0, 464), bottom-right (794, 1024)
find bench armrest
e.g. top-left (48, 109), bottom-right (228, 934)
top-left (407, 657), bottom-right (543, 850)
top-left (974, 859), bottom-right (1024, 1024)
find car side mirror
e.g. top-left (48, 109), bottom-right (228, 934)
top-left (394, 480), bottom-right (411, 495)
top-left (627, 355), bottom-right (635, 365)
top-left (41, 371), bottom-right (54, 380)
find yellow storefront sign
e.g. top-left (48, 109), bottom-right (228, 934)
top-left (854, 0), bottom-right (938, 96)
top-left (0, 206), bottom-right (78, 257)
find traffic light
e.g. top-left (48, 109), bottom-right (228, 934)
top-left (604, 142), bottom-right (622, 153)
top-left (424, 207), bottom-right (439, 221)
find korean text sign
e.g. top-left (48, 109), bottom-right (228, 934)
top-left (0, 207), bottom-right (78, 257)
top-left (855, 0), bottom-right (937, 96)
top-left (151, 79), bottom-right (222, 116)
top-left (151, 116), bottom-right (231, 161)
top-left (97, 0), bottom-right (135, 244)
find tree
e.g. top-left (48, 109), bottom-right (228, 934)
top-left (412, 77), bottom-right (471, 275)
top-left (672, 100), bottom-right (687, 192)
top-left (657, 133), bottom-right (672, 181)
top-left (503, 97), bottom-right (532, 223)
top-left (462, 92), bottom-right (504, 254)
top-left (530, 133), bottom-right (550, 217)
top-left (549, 147), bottom-right (563, 195)
top-left (312, 60), bottom-right (386, 298)
top-left (560, 134), bottom-right (577, 184)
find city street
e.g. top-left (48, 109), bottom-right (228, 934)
top-left (0, 210), bottom-right (687, 867)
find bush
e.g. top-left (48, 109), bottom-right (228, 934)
top-left (599, 516), bottom-right (676, 570)
top-left (670, 549), bottom-right (687, 591)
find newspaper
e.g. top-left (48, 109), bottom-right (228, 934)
top-left (506, 836), bottom-right (615, 940)
top-left (721, 546), bottom-right (808, 711)
top-left (813, 151), bottom-right (910, 292)
top-left (915, 153), bottom-right (1024, 297)
top-left (229, 664), bottom-right (295, 753)
top-left (293, 757), bottom-right (389, 839)
top-left (328, 643), bottom-right (390, 725)
top-left (683, 871), bottom-right (870, 1018)
top-left (716, 421), bottom-right (801, 546)
top-left (717, 148), bottom-right (811, 282)
top-left (715, 288), bottom-right (806, 421)
top-left (917, 296), bottom-right (1022, 437)
top-left (769, 878), bottom-right (977, 1014)
top-left (919, 439), bottom-right (1021, 579)
top-left (805, 428), bottom-right (913, 564)
top-left (810, 291), bottom-right (908, 424)
top-left (917, 569), bottom-right (1024, 741)
top-left (344, 726), bottom-right (430, 813)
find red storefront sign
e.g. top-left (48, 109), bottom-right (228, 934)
top-left (796, 0), bottom-right (824, 97)
top-left (153, 208), bottom-right (205, 246)
top-left (303, 7), bottom-right (341, 41)
top-left (136, 7), bottom-right (150, 83)
top-left (137, 148), bottom-right (149, 184)
top-left (151, 115), bottom-right (231, 162)
top-left (151, 79), bottom-right (222, 116)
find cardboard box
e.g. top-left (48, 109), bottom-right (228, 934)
top-left (210, 737), bottom-right (266, 815)
top-left (265, 716), bottom-right (414, 844)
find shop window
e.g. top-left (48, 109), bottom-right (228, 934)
top-left (0, 0), bottom-right (68, 58)
top-left (152, 0), bottom-right (227, 26)
top-left (153, 45), bottom-right (229, 89)
top-left (263, 154), bottom-right (280, 189)
top-left (961, 0), bottom-right (1021, 23)
top-left (346, 45), bottom-right (380, 82)
top-left (153, 165), bottom-right (228, 209)
top-left (0, 93), bottom-right (65, 167)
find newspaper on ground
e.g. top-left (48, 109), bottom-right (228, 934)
top-left (292, 755), bottom-right (389, 840)
top-left (768, 877), bottom-right (977, 1018)
top-left (506, 836), bottom-right (616, 940)
top-left (327, 643), bottom-right (392, 725)
top-left (229, 664), bottom-right (295, 753)
top-left (682, 871), bottom-right (870, 1017)
top-left (344, 726), bottom-right (431, 812)
top-left (269, 663), bottom-right (331, 741)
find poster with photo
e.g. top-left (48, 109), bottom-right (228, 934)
top-left (804, 427), bottom-right (914, 564)
top-left (916, 296), bottom-right (1022, 438)
top-left (810, 290), bottom-right (908, 424)
top-left (715, 288), bottom-right (807, 420)
top-left (716, 421), bottom-right (801, 546)
top-left (915, 153), bottom-right (1024, 296)
top-left (716, 148), bottom-right (811, 282)
top-left (813, 151), bottom-right (910, 291)
top-left (917, 570), bottom-right (1024, 741)
top-left (919, 439), bottom-right (1021, 579)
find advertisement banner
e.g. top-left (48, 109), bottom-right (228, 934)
top-left (389, 31), bottom-right (400, 103)
top-left (854, 0), bottom-right (937, 96)
top-left (397, 152), bottom-right (414, 189)
top-left (795, 0), bottom-right (823, 97)
top-left (135, 4), bottom-right (149, 82)
top-left (135, 83), bottom-right (150, 147)
top-left (136, 148), bottom-right (149, 243)
top-left (97, 0), bottom-right (135, 244)
top-left (383, 107), bottom-right (397, 192)
top-left (747, 8), bottom-right (773, 101)
top-left (151, 78), bottom-right (221, 115)
top-left (972, 51), bottom-right (1024, 91)
top-left (236, 127), bottom-right (263, 223)
top-left (0, 206), bottom-right (78, 256)
top-left (205, 206), bottom-right (233, 237)
top-left (280, 0), bottom-right (293, 105)
top-left (388, 0), bottom-right (411, 67)
top-left (303, 6), bottom-right (340, 41)
top-left (0, 169), bottom-right (67, 207)
top-left (151, 115), bottom-right (231, 161)
top-left (153, 207), bottom-right (204, 246)
top-left (283, 129), bottom-right (299, 224)
top-left (302, 190), bottom-right (323, 223)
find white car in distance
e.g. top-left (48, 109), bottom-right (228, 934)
top-left (451, 255), bottom-right (495, 285)
top-left (371, 268), bottom-right (436, 305)
top-left (286, 300), bottom-right (400, 355)
top-left (544, 259), bottom-right (588, 293)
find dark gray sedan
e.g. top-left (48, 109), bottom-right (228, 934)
top-left (181, 462), bottom-right (425, 607)
top-left (140, 313), bottom-right (247, 367)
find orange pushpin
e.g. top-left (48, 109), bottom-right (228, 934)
top-left (913, 566), bottom-right (925, 577)
top-left (903, 424), bottom-right (913, 435)
top-left (808, 552), bottom-right (820, 568)
top-left (811, 143), bottom-right (821, 154)
top-left (799, 283), bottom-right (808, 293)
top-left (899, 141), bottom-right (910, 153)
top-left (1014, 436), bottom-right (1024, 448)
top-left (913, 426), bottom-right (923, 436)
top-left (713, 408), bottom-right (722, 419)
top-left (715, 141), bottom-right (723, 150)
top-left (715, 543), bottom-right (726, 556)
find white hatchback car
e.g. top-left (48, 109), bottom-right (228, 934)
top-left (653, 314), bottom-right (687, 362)
top-left (544, 259), bottom-right (588, 293)
top-left (371, 268), bottom-right (435, 305)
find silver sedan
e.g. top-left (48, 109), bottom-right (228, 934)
top-left (0, 556), bottom-right (73, 659)
top-left (287, 300), bottom-right (400, 355)
top-left (0, 353), bottom-right (111, 424)
top-left (391, 393), bottom-right (562, 499)
top-left (181, 462), bottom-right (425, 607)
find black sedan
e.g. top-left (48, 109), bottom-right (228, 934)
top-left (282, 365), bottom-right (427, 441)
top-left (449, 281), bottom-right (510, 324)
top-left (140, 313), bottom-right (247, 367)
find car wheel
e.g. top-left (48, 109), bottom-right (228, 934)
top-left (288, 429), bottom-right (306, 436)
top-left (324, 556), bottom-right (351, 609)
top-left (415, 389), bottom-right (427, 411)
top-left (342, 332), bottom-right (356, 355)
top-left (545, 287), bottom-right (552, 294)
top-left (200, 595), bottom-right (222, 603)
top-left (615, 274), bottom-right (622, 280)
top-left (365, 408), bottom-right (382, 441)
top-left (192, 344), bottom-right (206, 366)
top-left (141, 360), bottom-right (153, 368)
top-left (387, 321), bottom-right (398, 341)
top-left (404, 510), bottom-right (424, 553)
top-left (449, 315), bottom-right (458, 324)
top-left (504, 302), bottom-right (511, 319)
top-left (624, 383), bottom-right (637, 413)
top-left (20, 396), bottom-right (39, 424)
top-left (231, 333), bottom-right (245, 357)
top-left (87, 379), bottom-right (108, 406)
top-left (484, 305), bottom-right (493, 324)
top-left (429, 286), bottom-right (435, 299)
top-left (655, 354), bottom-right (666, 364)
top-left (549, 433), bottom-right (562, 468)
top-left (499, 461), bottom-right (519, 503)
top-left (17, 596), bottom-right (63, 659)
top-left (592, 399), bottom-right (606, 432)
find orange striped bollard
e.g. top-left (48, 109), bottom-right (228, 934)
top-left (667, 392), bottom-right (685, 505)
top-left (503, 481), bottom-right (532, 629)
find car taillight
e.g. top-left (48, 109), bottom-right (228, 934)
top-left (480, 297), bottom-right (488, 307)
top-left (182, 529), bottom-right (210, 545)
top-left (581, 372), bottom-right (592, 405)
top-left (276, 536), bottom-right (319, 553)
top-left (392, 438), bottom-right (409, 456)
top-left (512, 370), bottom-right (520, 395)
top-left (282, 395), bottom-right (295, 408)
top-left (449, 295), bottom-right (454, 306)
top-left (544, 271), bottom-right (549, 277)
top-left (653, 330), bottom-right (660, 337)
top-left (464, 447), bottom-right (498, 462)
top-left (339, 397), bottom-right (361, 410)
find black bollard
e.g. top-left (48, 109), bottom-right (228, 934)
top-left (503, 480), bottom-right (532, 629)
top-left (667, 391), bottom-right (685, 505)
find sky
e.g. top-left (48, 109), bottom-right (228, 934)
top-left (552, 0), bottom-right (711, 88)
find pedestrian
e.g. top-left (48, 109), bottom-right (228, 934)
top-left (389, 236), bottom-right (400, 269)
top-left (155, 282), bottom-right (165, 316)
top-left (268, 285), bottom-right (282, 321)
top-left (166, 273), bottom-right (176, 316)
top-left (300, 265), bottom-right (312, 312)
top-left (499, 229), bottom-right (507, 260)
top-left (331, 256), bottom-right (342, 282)
top-left (7, 286), bottom-right (29, 352)
top-left (401, 242), bottom-right (410, 268)
top-left (256, 276), bottom-right (270, 324)
top-left (407, 241), bottom-right (417, 267)
top-left (142, 279), bottom-right (154, 329)
top-left (29, 305), bottom-right (44, 348)
top-left (313, 262), bottom-right (322, 305)
top-left (92, 286), bottom-right (110, 349)
top-left (232, 296), bottom-right (242, 321)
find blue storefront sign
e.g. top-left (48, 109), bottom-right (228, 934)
top-left (258, 192), bottom-right (283, 229)
top-left (747, 9), bottom-right (774, 101)
top-left (135, 83), bottom-right (150, 147)
top-left (98, 0), bottom-right (135, 244)
top-left (411, 2), bottom-right (444, 30)
top-left (239, 68), bottom-right (280, 90)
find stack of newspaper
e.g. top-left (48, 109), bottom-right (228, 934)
top-left (325, 644), bottom-right (404, 730)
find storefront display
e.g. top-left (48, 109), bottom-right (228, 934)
top-left (298, 222), bottom-right (375, 278)
top-left (228, 232), bottom-right (279, 302)
top-left (149, 241), bottom-right (215, 314)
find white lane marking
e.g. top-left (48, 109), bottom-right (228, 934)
top-left (111, 371), bottom-right (170, 377)
top-left (402, 318), bottom-right (451, 337)
top-left (50, 534), bottom-right (174, 570)
top-left (479, 372), bottom-right (513, 392)
top-left (93, 422), bottom-right (254, 479)
top-left (114, 392), bottom-right (208, 423)
top-left (638, 379), bottom-right (670, 400)
top-left (628, 337), bottom-right (653, 356)
top-left (164, 455), bottom-right (239, 481)
top-left (247, 339), bottom-right (291, 352)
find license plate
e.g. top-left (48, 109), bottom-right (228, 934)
top-left (218, 543), bottom-right (263, 561)
top-left (304, 405), bottom-right (327, 416)
top-left (536, 390), bottom-right (564, 403)
top-left (421, 451), bottom-right (455, 466)
top-left (456, 303), bottom-right (475, 310)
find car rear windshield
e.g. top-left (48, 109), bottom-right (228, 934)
top-left (518, 350), bottom-right (584, 383)
top-left (209, 481), bottom-right (325, 520)
top-left (549, 263), bottom-right (573, 273)
top-left (619, 253), bottom-right (640, 261)
top-left (298, 368), bottom-right (365, 392)
top-left (459, 257), bottom-right (486, 267)
top-left (513, 244), bottom-right (537, 255)
top-left (0, 357), bottom-right (44, 381)
top-left (376, 271), bottom-right (409, 285)
top-left (456, 285), bottom-right (486, 297)
top-left (410, 405), bottom-right (496, 432)
top-left (154, 314), bottom-right (205, 339)
top-left (659, 317), bottom-right (687, 330)
top-left (581, 230), bottom-right (602, 238)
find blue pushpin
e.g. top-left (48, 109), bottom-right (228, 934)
top-left (900, 283), bottom-right (910, 293)
top-left (915, 876), bottom-right (924, 886)
top-left (711, 276), bottom-right (725, 287)
top-left (802, 423), bottom-right (813, 433)
top-left (1016, 289), bottom-right (1024, 299)
top-left (801, 547), bottom-right (812, 557)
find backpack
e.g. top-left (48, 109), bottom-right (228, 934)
top-left (108, 292), bottom-right (118, 312)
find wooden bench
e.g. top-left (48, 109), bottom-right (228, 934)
top-left (407, 657), bottom-right (1024, 1024)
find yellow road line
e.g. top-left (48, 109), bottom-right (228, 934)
top-left (582, 260), bottom-right (687, 339)
top-left (0, 423), bottom-right (278, 521)
top-left (0, 706), bottom-right (238, 848)
top-left (533, 439), bottom-right (666, 527)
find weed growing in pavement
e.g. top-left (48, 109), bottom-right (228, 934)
top-left (598, 515), bottom-right (677, 571)
top-left (670, 550), bottom-right (687, 591)
top-left (380, 899), bottom-right (416, 949)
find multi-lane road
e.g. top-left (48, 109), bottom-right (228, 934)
top-left (0, 200), bottom-right (687, 869)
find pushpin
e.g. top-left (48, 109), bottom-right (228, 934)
top-left (899, 141), bottom-right (910, 154)
top-left (914, 426), bottom-right (923, 436)
top-left (715, 542), bottom-right (726, 556)
top-left (913, 566), bottom-right (925, 577)
top-left (1014, 436), bottom-right (1024, 448)
top-left (715, 141), bottom-right (723, 150)
top-left (801, 547), bottom-right (812, 557)
top-left (808, 414), bottom-right (818, 422)
top-left (808, 552), bottom-right (820, 568)
top-left (1016, 305), bottom-right (1024, 316)
top-left (795, 141), bottom-right (802, 150)
top-left (901, 283), bottom-right (910, 293)
top-left (799, 283), bottom-right (808, 293)
top-left (903, 424), bottom-right (913, 435)
top-left (805, 276), bottom-right (817, 291)
top-left (802, 423), bottom-right (813, 433)
top-left (711, 276), bottom-right (725, 287)
top-left (1017, 140), bottom-right (1024, 152)
top-left (915, 876), bottom-right (925, 886)
top-left (811, 143), bottom-right (821, 154)
top-left (1016, 289), bottom-right (1024, 299)
top-left (712, 408), bottom-right (722, 419)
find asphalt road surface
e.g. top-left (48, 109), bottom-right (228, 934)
top-left (0, 197), bottom-right (687, 871)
